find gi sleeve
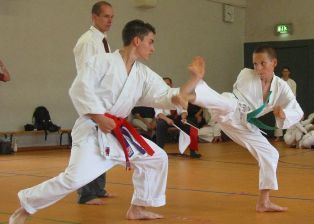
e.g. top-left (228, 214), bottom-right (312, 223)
top-left (69, 54), bottom-right (108, 116)
top-left (137, 66), bottom-right (180, 109)
top-left (275, 82), bottom-right (303, 129)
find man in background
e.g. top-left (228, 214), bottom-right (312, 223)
top-left (275, 66), bottom-right (297, 141)
top-left (73, 1), bottom-right (114, 205)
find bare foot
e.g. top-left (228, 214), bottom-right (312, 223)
top-left (99, 192), bottom-right (114, 198)
top-left (126, 205), bottom-right (164, 220)
top-left (85, 198), bottom-right (106, 205)
top-left (9, 207), bottom-right (30, 224)
top-left (256, 201), bottom-right (288, 212)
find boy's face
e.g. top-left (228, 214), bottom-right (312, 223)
top-left (253, 52), bottom-right (277, 80)
top-left (136, 32), bottom-right (155, 60)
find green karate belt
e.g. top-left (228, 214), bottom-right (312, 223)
top-left (246, 91), bottom-right (275, 131)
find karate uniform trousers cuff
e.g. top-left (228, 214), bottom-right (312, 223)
top-left (131, 194), bottom-right (166, 207)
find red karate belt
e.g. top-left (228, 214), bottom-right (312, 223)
top-left (189, 126), bottom-right (199, 151)
top-left (104, 113), bottom-right (155, 170)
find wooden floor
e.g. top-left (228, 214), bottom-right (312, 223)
top-left (1, 141), bottom-right (314, 224)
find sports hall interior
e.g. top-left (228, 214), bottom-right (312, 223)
top-left (1, 0), bottom-right (314, 223)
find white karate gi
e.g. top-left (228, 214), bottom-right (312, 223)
top-left (17, 50), bottom-right (179, 214)
top-left (299, 128), bottom-right (314, 148)
top-left (298, 115), bottom-right (314, 148)
top-left (194, 68), bottom-right (303, 190)
top-left (284, 113), bottom-right (314, 148)
top-left (198, 109), bottom-right (221, 143)
top-left (198, 122), bottom-right (221, 143)
top-left (275, 77), bottom-right (297, 137)
top-left (283, 123), bottom-right (307, 147)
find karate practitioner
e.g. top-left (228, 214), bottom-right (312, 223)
top-left (283, 122), bottom-right (307, 147)
top-left (283, 113), bottom-right (314, 148)
top-left (177, 45), bottom-right (303, 212)
top-left (298, 124), bottom-right (314, 148)
top-left (295, 113), bottom-right (314, 148)
top-left (74, 0), bottom-right (114, 206)
top-left (9, 19), bottom-right (193, 223)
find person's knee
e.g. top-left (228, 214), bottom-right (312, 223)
top-left (284, 134), bottom-right (295, 146)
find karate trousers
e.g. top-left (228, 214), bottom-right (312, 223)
top-left (194, 81), bottom-right (279, 190)
top-left (17, 132), bottom-right (168, 214)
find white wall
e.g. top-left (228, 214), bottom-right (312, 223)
top-left (0, 0), bottom-right (245, 138)
top-left (245, 0), bottom-right (314, 42)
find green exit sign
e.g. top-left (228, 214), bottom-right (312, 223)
top-left (275, 24), bottom-right (292, 35)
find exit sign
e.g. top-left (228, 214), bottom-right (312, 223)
top-left (275, 24), bottom-right (293, 35)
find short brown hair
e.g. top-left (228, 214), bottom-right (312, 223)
top-left (253, 45), bottom-right (277, 59)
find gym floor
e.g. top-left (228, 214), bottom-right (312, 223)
top-left (1, 141), bottom-right (313, 224)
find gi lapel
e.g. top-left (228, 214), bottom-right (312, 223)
top-left (109, 62), bottom-right (141, 117)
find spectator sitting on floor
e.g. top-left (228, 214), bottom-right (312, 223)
top-left (284, 113), bottom-right (314, 148)
top-left (155, 77), bottom-right (201, 158)
top-left (198, 109), bottom-right (223, 143)
top-left (131, 106), bottom-right (156, 140)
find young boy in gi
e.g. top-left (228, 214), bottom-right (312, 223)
top-left (177, 45), bottom-right (303, 212)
